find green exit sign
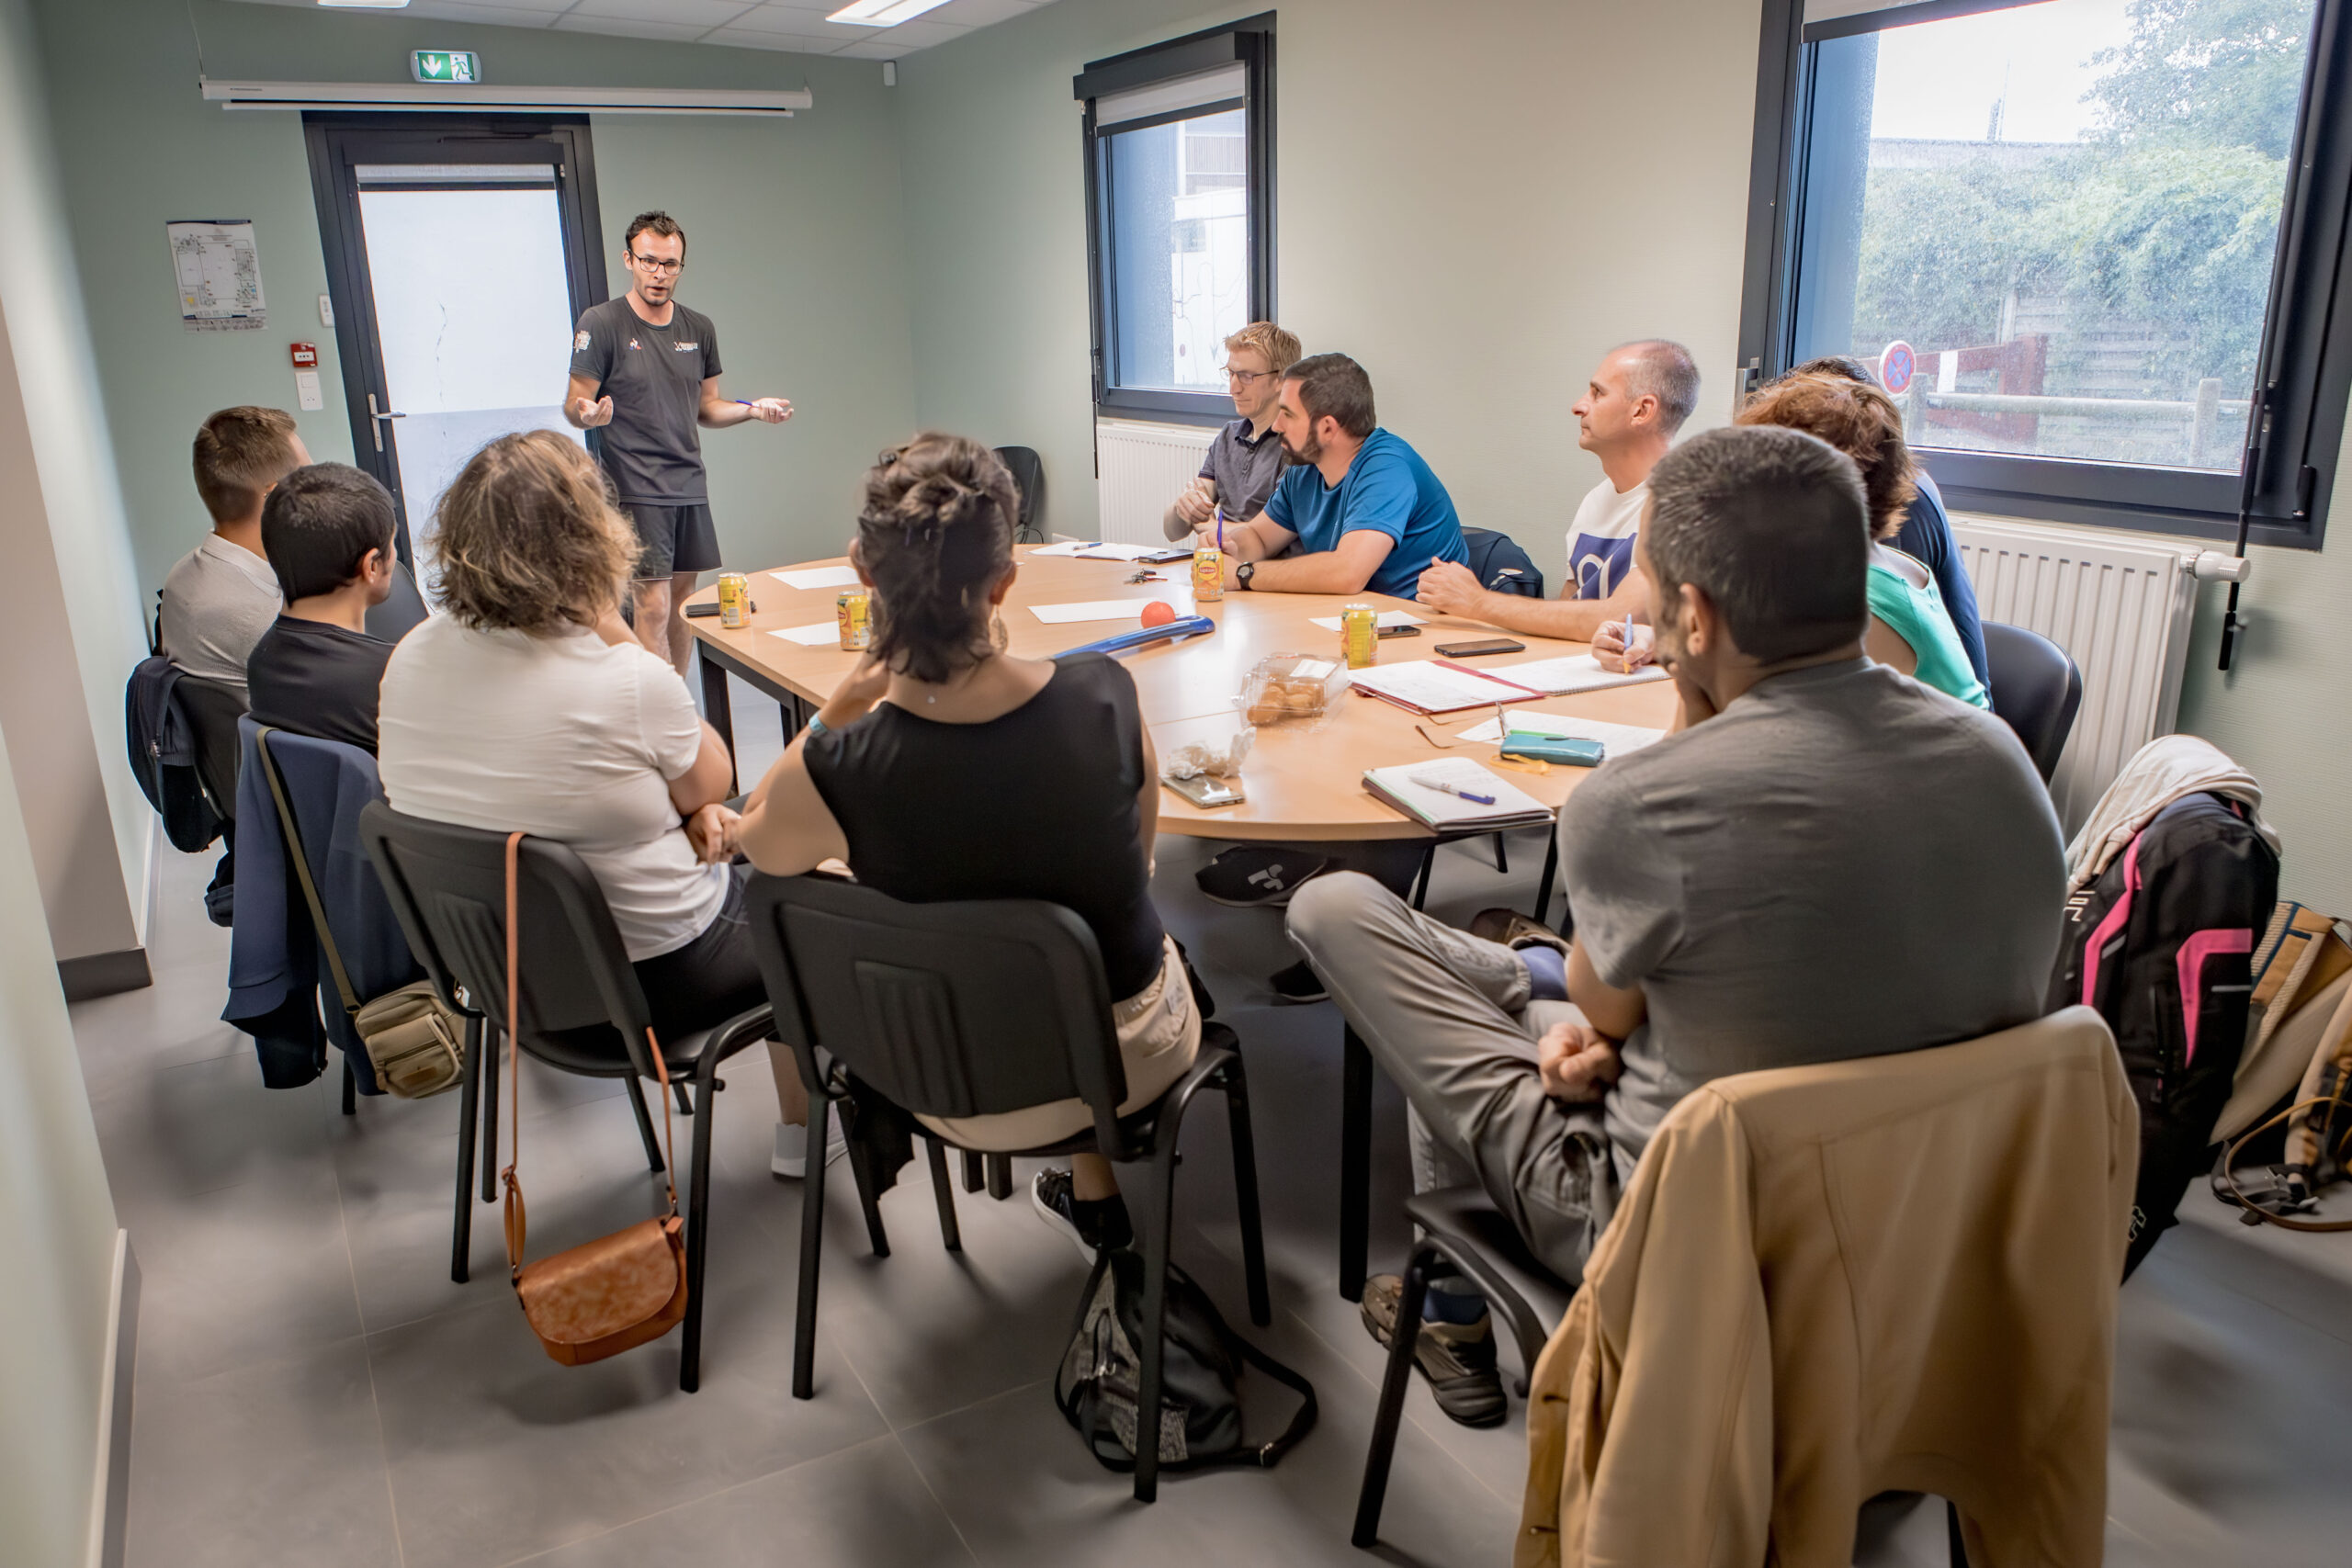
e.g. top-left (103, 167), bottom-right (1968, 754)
top-left (411, 51), bottom-right (481, 85)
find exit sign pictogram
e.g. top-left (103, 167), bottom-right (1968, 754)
top-left (411, 51), bottom-right (481, 85)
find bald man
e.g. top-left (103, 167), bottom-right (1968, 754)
top-left (1415, 340), bottom-right (1699, 641)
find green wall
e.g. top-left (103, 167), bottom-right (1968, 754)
top-left (33, 0), bottom-right (917, 592)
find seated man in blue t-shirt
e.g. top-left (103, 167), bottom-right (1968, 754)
top-left (1213, 353), bottom-right (1468, 600)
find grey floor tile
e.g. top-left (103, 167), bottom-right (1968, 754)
top-left (368, 1247), bottom-right (887, 1568)
top-left (91, 1049), bottom-right (334, 1206)
top-left (130, 1156), bottom-right (366, 1385)
top-left (513, 1434), bottom-right (974, 1567)
top-left (123, 1336), bottom-right (401, 1568)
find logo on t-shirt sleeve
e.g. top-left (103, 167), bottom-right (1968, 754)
top-left (573, 329), bottom-right (591, 353)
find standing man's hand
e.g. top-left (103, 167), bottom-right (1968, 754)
top-left (572, 395), bottom-right (614, 429)
top-left (748, 397), bottom-right (794, 425)
top-left (1416, 559), bottom-right (1489, 620)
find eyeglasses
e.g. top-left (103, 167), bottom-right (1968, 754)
top-left (629, 254), bottom-right (685, 275)
top-left (1222, 366), bottom-right (1275, 386)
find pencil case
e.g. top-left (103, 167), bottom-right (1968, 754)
top-left (1499, 733), bottom-right (1606, 767)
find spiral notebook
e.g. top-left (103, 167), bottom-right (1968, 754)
top-left (1363, 758), bottom-right (1553, 831)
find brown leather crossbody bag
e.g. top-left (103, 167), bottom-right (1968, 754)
top-left (500, 830), bottom-right (690, 1365)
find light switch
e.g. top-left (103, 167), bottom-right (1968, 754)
top-left (295, 369), bottom-right (323, 412)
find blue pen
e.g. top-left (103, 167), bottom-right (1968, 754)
top-left (1410, 771), bottom-right (1496, 807)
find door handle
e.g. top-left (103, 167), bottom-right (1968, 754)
top-left (366, 392), bottom-right (407, 452)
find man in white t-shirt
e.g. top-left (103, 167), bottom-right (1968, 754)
top-left (159, 406), bottom-right (310, 699)
top-left (1414, 340), bottom-right (1697, 641)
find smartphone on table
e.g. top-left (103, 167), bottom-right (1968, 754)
top-left (1432, 637), bottom-right (1525, 658)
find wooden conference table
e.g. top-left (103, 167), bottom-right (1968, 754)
top-left (686, 546), bottom-right (1679, 1299)
top-left (684, 546), bottom-right (1678, 845)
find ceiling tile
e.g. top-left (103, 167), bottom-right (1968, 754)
top-left (721, 4), bottom-right (871, 40)
top-left (831, 17), bottom-right (967, 49)
top-left (933, 0), bottom-right (1043, 25)
top-left (564, 0), bottom-right (762, 25)
top-left (548, 16), bottom-right (714, 42)
top-left (701, 28), bottom-right (845, 53)
top-left (400, 3), bottom-right (566, 24)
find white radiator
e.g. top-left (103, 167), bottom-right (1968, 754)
top-left (1095, 419), bottom-right (1217, 546)
top-left (1950, 514), bottom-right (2244, 831)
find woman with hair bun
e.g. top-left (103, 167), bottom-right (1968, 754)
top-left (732, 432), bottom-right (1198, 1258)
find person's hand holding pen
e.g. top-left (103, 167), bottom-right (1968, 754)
top-left (1174, 477), bottom-right (1217, 526)
top-left (736, 397), bottom-right (795, 425)
top-left (1592, 607), bottom-right (1657, 674)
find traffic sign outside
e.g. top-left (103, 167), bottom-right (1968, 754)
top-left (1878, 340), bottom-right (1916, 395)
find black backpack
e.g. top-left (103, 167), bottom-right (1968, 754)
top-left (2046, 791), bottom-right (2279, 1277)
top-left (1055, 1247), bottom-right (1316, 1473)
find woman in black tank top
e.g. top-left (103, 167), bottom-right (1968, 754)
top-left (729, 433), bottom-right (1197, 1257)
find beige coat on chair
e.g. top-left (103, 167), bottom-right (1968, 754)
top-left (1517, 1007), bottom-right (2138, 1568)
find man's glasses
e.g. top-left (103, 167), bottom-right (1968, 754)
top-left (629, 254), bottom-right (685, 275)
top-left (1222, 366), bottom-right (1274, 386)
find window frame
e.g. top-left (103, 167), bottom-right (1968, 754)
top-left (1736, 0), bottom-right (2352, 549)
top-left (1075, 13), bottom-right (1276, 425)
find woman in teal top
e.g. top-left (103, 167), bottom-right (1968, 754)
top-left (1736, 370), bottom-right (1992, 709)
top-left (1864, 549), bottom-right (1991, 708)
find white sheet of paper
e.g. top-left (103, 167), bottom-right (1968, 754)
top-left (1454, 713), bottom-right (1668, 752)
top-left (771, 566), bottom-right (863, 591)
top-left (1344, 660), bottom-right (1537, 713)
top-left (1029, 599), bottom-right (1159, 625)
top-left (1027, 540), bottom-right (1185, 561)
top-left (1484, 654), bottom-right (1670, 696)
top-left (769, 622), bottom-right (843, 647)
top-left (1307, 610), bottom-right (1424, 632)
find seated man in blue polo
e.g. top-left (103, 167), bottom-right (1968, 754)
top-left (1215, 353), bottom-right (1467, 599)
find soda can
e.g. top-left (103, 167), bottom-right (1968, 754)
top-left (716, 571), bottom-right (751, 629)
top-left (1193, 542), bottom-right (1225, 603)
top-left (836, 591), bottom-right (872, 651)
top-left (1341, 603), bottom-right (1379, 669)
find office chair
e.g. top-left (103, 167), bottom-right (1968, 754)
top-left (359, 803), bottom-right (774, 1390)
top-left (1982, 621), bottom-right (2083, 784)
top-left (744, 871), bottom-right (1269, 1503)
top-left (995, 445), bottom-right (1046, 542)
top-left (1461, 526), bottom-right (1545, 598)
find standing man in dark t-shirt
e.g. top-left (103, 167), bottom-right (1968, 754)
top-left (565, 210), bottom-right (794, 673)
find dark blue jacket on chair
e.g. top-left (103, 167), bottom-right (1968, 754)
top-left (224, 718), bottom-right (420, 1090)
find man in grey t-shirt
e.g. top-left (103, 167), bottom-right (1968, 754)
top-left (565, 210), bottom-right (795, 674)
top-left (1286, 425), bottom-right (2063, 1424)
top-left (1161, 321), bottom-right (1298, 542)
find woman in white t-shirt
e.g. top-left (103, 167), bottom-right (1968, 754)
top-left (377, 431), bottom-right (825, 1176)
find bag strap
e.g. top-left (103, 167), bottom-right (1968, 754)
top-left (500, 831), bottom-right (681, 1284)
top-left (254, 727), bottom-right (361, 1018)
top-left (2217, 976), bottom-right (2352, 1232)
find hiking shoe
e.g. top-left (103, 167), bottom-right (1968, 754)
top-left (1468, 908), bottom-right (1567, 954)
top-left (1195, 847), bottom-right (1333, 908)
top-left (1031, 1168), bottom-right (1134, 1263)
top-left (1361, 1273), bottom-right (1509, 1428)
top-left (1269, 959), bottom-right (1329, 1005)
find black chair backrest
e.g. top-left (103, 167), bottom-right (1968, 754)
top-left (745, 873), bottom-right (1135, 1151)
top-left (1981, 621), bottom-right (2083, 784)
top-left (365, 558), bottom-right (429, 644)
top-left (1462, 527), bottom-right (1545, 598)
top-left (176, 674), bottom-right (249, 822)
top-left (357, 801), bottom-right (658, 1075)
top-left (994, 446), bottom-right (1046, 541)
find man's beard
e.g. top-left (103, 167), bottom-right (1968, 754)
top-left (1281, 429), bottom-right (1320, 465)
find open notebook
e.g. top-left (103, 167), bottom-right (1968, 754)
top-left (1363, 757), bottom-right (1554, 831)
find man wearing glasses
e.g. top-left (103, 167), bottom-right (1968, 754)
top-left (565, 209), bottom-right (793, 671)
top-left (1161, 321), bottom-right (1301, 542)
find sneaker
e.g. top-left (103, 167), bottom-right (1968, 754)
top-left (1195, 847), bottom-right (1333, 908)
top-left (771, 1120), bottom-right (847, 1179)
top-left (1361, 1273), bottom-right (1510, 1428)
top-left (1031, 1168), bottom-right (1134, 1263)
top-left (1467, 908), bottom-right (1567, 954)
top-left (1268, 959), bottom-right (1329, 1005)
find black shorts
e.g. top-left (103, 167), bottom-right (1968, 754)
top-left (625, 502), bottom-right (721, 580)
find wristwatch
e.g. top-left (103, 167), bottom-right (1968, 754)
top-left (1236, 561), bottom-right (1256, 591)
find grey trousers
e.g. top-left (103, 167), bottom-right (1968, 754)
top-left (1285, 872), bottom-right (1619, 1284)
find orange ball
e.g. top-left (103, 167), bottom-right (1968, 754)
top-left (1140, 600), bottom-right (1178, 627)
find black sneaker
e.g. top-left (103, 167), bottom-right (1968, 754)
top-left (1269, 959), bottom-right (1329, 1005)
top-left (1195, 847), bottom-right (1333, 908)
top-left (1031, 1168), bottom-right (1134, 1264)
top-left (1361, 1273), bottom-right (1509, 1428)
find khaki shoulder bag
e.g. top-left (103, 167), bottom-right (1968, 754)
top-left (254, 727), bottom-right (463, 1099)
top-left (499, 831), bottom-right (689, 1365)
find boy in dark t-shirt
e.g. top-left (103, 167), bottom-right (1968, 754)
top-left (246, 464), bottom-right (400, 754)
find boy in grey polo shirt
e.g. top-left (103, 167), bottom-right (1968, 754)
top-left (1162, 321), bottom-right (1299, 541)
top-left (1286, 426), bottom-right (2064, 1427)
